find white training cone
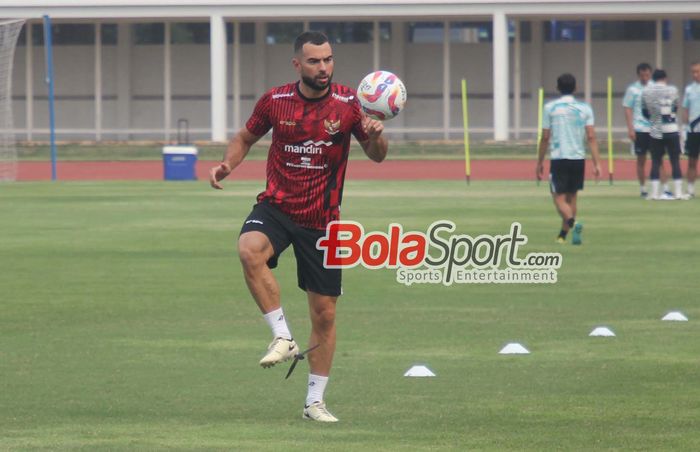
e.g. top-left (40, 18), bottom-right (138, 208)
top-left (498, 343), bottom-right (530, 354)
top-left (589, 327), bottom-right (616, 337)
top-left (662, 311), bottom-right (688, 322)
top-left (403, 365), bottom-right (436, 377)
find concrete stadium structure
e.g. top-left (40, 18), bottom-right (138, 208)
top-left (4, 0), bottom-right (700, 142)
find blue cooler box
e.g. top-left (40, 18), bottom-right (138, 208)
top-left (162, 145), bottom-right (198, 180)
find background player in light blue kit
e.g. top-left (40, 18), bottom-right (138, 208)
top-left (681, 61), bottom-right (700, 198)
top-left (537, 73), bottom-right (601, 245)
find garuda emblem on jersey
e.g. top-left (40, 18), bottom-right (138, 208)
top-left (324, 119), bottom-right (341, 136)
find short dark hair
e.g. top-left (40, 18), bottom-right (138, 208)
top-left (557, 73), bottom-right (576, 95)
top-left (294, 31), bottom-right (329, 53)
top-left (652, 69), bottom-right (667, 81)
top-left (636, 62), bottom-right (652, 74)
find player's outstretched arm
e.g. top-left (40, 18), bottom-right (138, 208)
top-left (586, 125), bottom-right (602, 181)
top-left (360, 116), bottom-right (388, 163)
top-left (536, 129), bottom-right (550, 181)
top-left (209, 128), bottom-right (262, 189)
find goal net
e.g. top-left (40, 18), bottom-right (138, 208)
top-left (0, 19), bottom-right (24, 182)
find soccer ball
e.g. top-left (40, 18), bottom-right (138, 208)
top-left (357, 71), bottom-right (407, 121)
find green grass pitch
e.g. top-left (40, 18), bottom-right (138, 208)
top-left (1, 180), bottom-right (699, 450)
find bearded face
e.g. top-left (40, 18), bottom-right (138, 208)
top-left (294, 42), bottom-right (334, 94)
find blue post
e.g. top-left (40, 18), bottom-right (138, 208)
top-left (43, 15), bottom-right (57, 181)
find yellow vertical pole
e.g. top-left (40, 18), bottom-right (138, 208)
top-left (536, 87), bottom-right (544, 185)
top-left (537, 87), bottom-right (544, 151)
top-left (607, 76), bottom-right (614, 185)
top-left (461, 79), bottom-right (471, 185)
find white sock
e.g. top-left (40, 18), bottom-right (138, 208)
top-left (263, 307), bottom-right (292, 340)
top-left (674, 179), bottom-right (683, 197)
top-left (306, 374), bottom-right (329, 406)
top-left (688, 182), bottom-right (695, 195)
top-left (663, 182), bottom-right (670, 193)
top-left (651, 180), bottom-right (660, 199)
top-left (640, 184), bottom-right (646, 193)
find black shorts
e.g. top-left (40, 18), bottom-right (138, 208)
top-left (650, 133), bottom-right (681, 159)
top-left (239, 201), bottom-right (341, 297)
top-left (549, 159), bottom-right (585, 194)
top-left (634, 132), bottom-right (652, 156)
top-left (685, 132), bottom-right (700, 159)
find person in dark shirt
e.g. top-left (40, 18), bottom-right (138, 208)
top-left (209, 31), bottom-right (388, 422)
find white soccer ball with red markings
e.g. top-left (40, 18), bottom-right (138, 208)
top-left (357, 70), bottom-right (407, 121)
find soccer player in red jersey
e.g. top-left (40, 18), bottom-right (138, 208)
top-left (209, 31), bottom-right (388, 422)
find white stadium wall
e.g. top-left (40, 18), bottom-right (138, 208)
top-left (9, 20), bottom-right (700, 142)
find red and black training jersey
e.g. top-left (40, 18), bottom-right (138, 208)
top-left (246, 82), bottom-right (369, 230)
